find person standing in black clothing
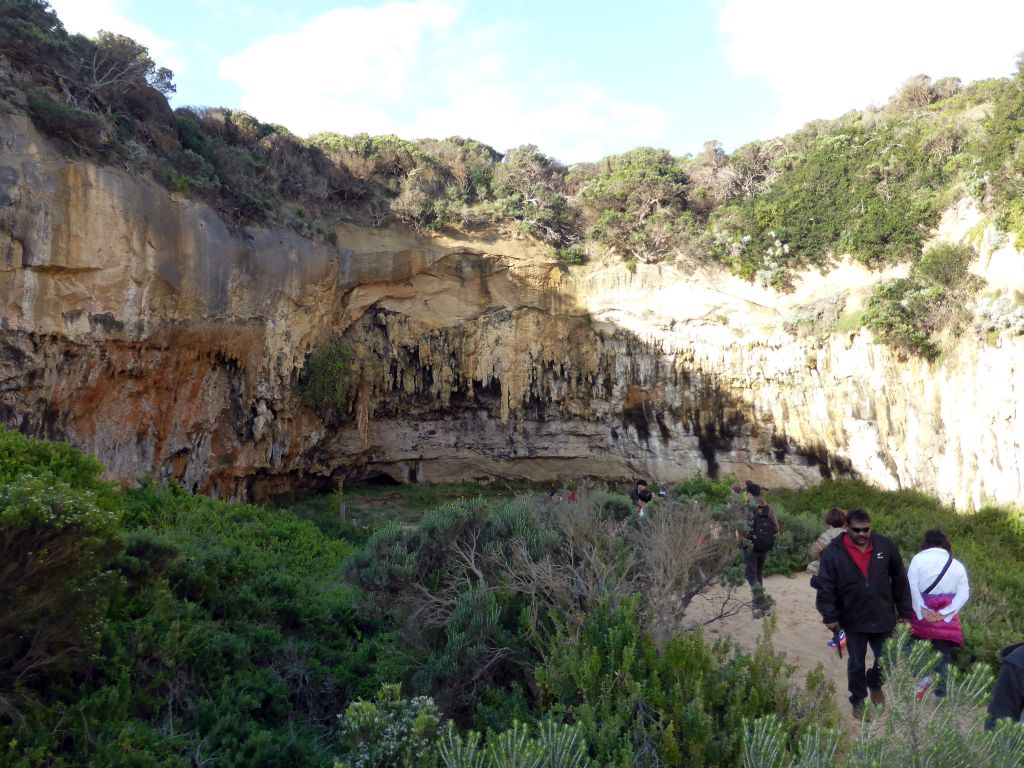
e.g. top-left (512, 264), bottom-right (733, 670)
top-left (628, 479), bottom-right (649, 511)
top-left (731, 482), bottom-right (779, 617)
top-left (986, 642), bottom-right (1024, 729)
top-left (815, 508), bottom-right (914, 715)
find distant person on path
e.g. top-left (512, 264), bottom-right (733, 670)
top-left (636, 488), bottom-right (654, 517)
top-left (734, 482), bottom-right (779, 617)
top-left (906, 529), bottom-right (970, 699)
top-left (629, 479), bottom-right (649, 511)
top-left (986, 642), bottom-right (1024, 729)
top-left (807, 507), bottom-right (847, 588)
top-left (815, 508), bottom-right (914, 715)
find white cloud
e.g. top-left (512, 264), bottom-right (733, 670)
top-left (720, 0), bottom-right (1024, 139)
top-left (217, 0), bottom-right (669, 162)
top-left (47, 0), bottom-right (184, 74)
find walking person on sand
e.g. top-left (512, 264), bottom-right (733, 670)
top-left (906, 529), bottom-right (969, 699)
top-left (807, 507), bottom-right (847, 588)
top-left (732, 482), bottom-right (779, 618)
top-left (815, 508), bottom-right (915, 716)
top-left (808, 507), bottom-right (848, 649)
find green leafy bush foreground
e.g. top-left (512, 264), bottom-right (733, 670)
top-left (0, 427), bottom-right (362, 767)
top-left (743, 625), bottom-right (1024, 768)
top-left (1, 430), bottom-right (835, 767)
top-left (3, 431), bottom-right (1022, 766)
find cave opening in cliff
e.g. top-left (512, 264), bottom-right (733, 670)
top-left (359, 471), bottom-right (403, 486)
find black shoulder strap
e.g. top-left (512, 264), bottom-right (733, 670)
top-left (922, 553), bottom-right (953, 596)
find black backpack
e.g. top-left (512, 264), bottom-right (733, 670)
top-left (750, 510), bottom-right (776, 552)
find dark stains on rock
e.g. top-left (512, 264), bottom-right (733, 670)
top-left (621, 401), bottom-right (652, 443)
top-left (88, 312), bottom-right (125, 334)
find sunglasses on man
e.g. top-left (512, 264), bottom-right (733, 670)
top-left (849, 525), bottom-right (871, 533)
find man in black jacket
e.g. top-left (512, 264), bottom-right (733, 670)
top-left (815, 508), bottom-right (914, 715)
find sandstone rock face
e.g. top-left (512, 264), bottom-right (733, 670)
top-left (2, 112), bottom-right (1023, 508)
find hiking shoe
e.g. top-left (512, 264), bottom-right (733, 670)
top-left (915, 675), bottom-right (934, 701)
top-left (869, 686), bottom-right (885, 706)
top-left (851, 699), bottom-right (866, 717)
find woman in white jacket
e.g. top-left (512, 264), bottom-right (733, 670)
top-left (906, 529), bottom-right (970, 698)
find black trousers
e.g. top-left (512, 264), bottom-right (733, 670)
top-left (744, 548), bottom-right (768, 586)
top-left (845, 630), bottom-right (890, 705)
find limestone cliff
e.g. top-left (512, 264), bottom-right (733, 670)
top-left (2, 111), bottom-right (1023, 508)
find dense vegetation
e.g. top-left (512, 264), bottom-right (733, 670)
top-left (5, 2), bottom-right (1024, 270)
top-left (3, 428), bottom-right (1023, 766)
top-left (4, 2), bottom-right (1024, 358)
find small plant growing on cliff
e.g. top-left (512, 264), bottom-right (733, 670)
top-left (862, 242), bottom-right (982, 359)
top-left (298, 340), bottom-right (354, 417)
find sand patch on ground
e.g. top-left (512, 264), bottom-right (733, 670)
top-left (682, 573), bottom-right (864, 729)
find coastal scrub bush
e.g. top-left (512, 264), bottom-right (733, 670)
top-left (707, 99), bottom-right (969, 284)
top-left (574, 147), bottom-right (694, 263)
top-left (343, 491), bottom-right (751, 723)
top-left (0, 428), bottom-right (368, 767)
top-left (742, 626), bottom-right (1024, 768)
top-left (863, 277), bottom-right (940, 358)
top-left (344, 497), bottom-right (553, 719)
top-left (537, 601), bottom-right (837, 766)
top-left (862, 242), bottom-right (981, 358)
top-left (26, 91), bottom-right (114, 154)
top-left (298, 339), bottom-right (355, 417)
top-left (335, 683), bottom-right (442, 768)
top-left (494, 145), bottom-right (579, 246)
top-left (0, 471), bottom-right (121, 720)
top-left (436, 719), bottom-right (593, 768)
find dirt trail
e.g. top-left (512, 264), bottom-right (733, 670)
top-left (682, 573), bottom-right (859, 726)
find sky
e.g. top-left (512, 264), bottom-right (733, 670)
top-left (46, 0), bottom-right (1024, 164)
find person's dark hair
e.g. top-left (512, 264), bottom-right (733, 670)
top-left (824, 507), bottom-right (847, 528)
top-left (922, 528), bottom-right (952, 553)
top-left (638, 489), bottom-right (653, 503)
top-left (847, 508), bottom-right (870, 526)
top-left (745, 481), bottom-right (761, 496)
top-left (635, 479), bottom-right (648, 489)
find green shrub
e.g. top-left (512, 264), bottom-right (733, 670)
top-left (555, 244), bottom-right (586, 264)
top-left (863, 277), bottom-right (940, 358)
top-left (536, 600), bottom-right (837, 766)
top-left (26, 92), bottom-right (113, 154)
top-left (742, 626), bottom-right (1024, 768)
top-left (298, 340), bottom-right (355, 417)
top-left (573, 147), bottom-right (696, 264)
top-left (862, 243), bottom-right (981, 358)
top-left (0, 472), bottom-right (121, 718)
top-left (494, 145), bottom-right (579, 246)
top-left (436, 719), bottom-right (593, 768)
top-left (336, 683), bottom-right (441, 768)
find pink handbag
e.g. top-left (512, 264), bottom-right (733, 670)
top-left (910, 593), bottom-right (964, 645)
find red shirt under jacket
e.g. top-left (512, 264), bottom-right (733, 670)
top-left (844, 534), bottom-right (874, 577)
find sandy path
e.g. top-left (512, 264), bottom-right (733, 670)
top-left (682, 573), bottom-right (856, 724)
